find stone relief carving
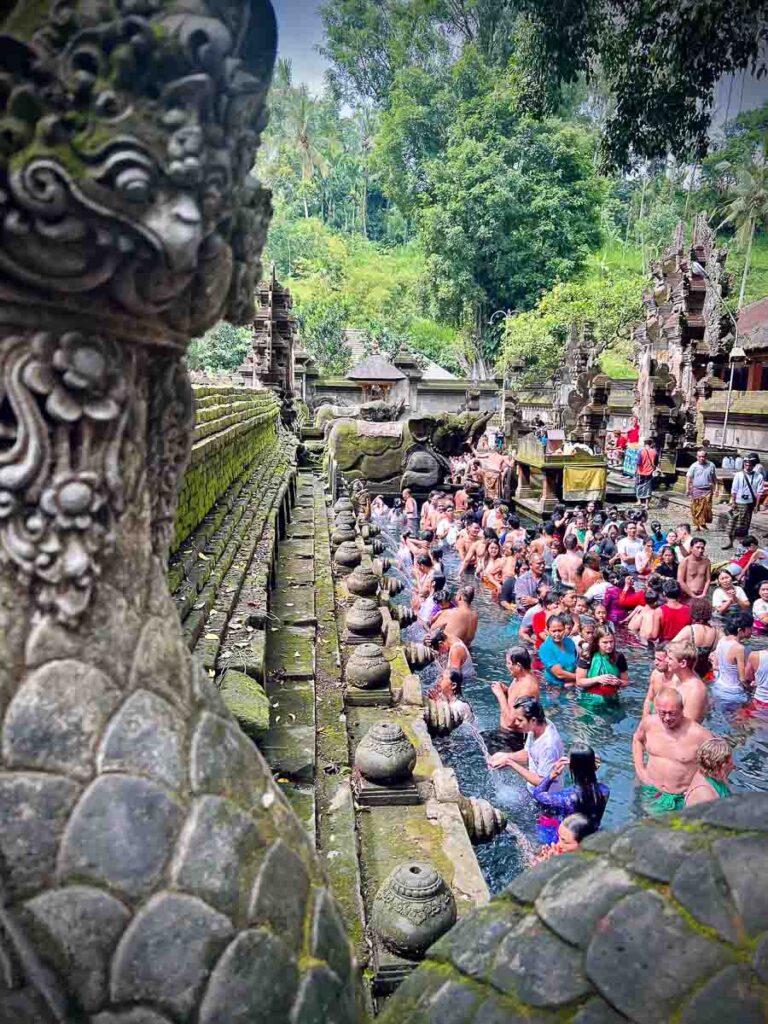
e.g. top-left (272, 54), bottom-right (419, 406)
top-left (0, 2), bottom-right (360, 1021)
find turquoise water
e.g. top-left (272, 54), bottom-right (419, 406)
top-left (379, 520), bottom-right (768, 893)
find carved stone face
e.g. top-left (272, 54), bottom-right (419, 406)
top-left (0, 0), bottom-right (277, 341)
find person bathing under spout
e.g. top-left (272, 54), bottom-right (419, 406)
top-left (632, 687), bottom-right (712, 814)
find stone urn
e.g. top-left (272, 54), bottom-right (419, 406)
top-left (333, 540), bottom-right (361, 575)
top-left (346, 565), bottom-right (380, 599)
top-left (345, 597), bottom-right (383, 642)
top-left (354, 721), bottom-right (416, 782)
top-left (347, 644), bottom-right (391, 690)
top-left (335, 510), bottom-right (356, 526)
top-left (458, 795), bottom-right (507, 844)
top-left (372, 862), bottom-right (457, 960)
top-left (334, 497), bottom-right (354, 513)
top-left (331, 523), bottom-right (357, 548)
top-left (359, 521), bottom-right (381, 539)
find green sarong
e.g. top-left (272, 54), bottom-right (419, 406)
top-left (640, 784), bottom-right (686, 815)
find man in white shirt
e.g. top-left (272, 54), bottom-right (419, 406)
top-left (487, 697), bottom-right (564, 793)
top-left (617, 522), bottom-right (644, 574)
top-left (724, 452), bottom-right (765, 550)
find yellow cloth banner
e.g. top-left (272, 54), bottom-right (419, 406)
top-left (563, 465), bottom-right (606, 501)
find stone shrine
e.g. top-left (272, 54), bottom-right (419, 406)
top-left (238, 266), bottom-right (298, 393)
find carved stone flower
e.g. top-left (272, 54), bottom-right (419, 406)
top-left (0, 490), bottom-right (16, 520)
top-left (24, 332), bottom-right (125, 423)
top-left (40, 472), bottom-right (104, 531)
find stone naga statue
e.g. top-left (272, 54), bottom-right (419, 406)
top-left (314, 397), bottom-right (406, 429)
top-left (326, 410), bottom-right (493, 492)
top-left (0, 2), bottom-right (358, 1021)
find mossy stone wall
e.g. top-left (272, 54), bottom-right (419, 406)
top-left (173, 385), bottom-right (282, 553)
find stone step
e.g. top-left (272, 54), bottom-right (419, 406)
top-left (272, 584), bottom-right (316, 627)
top-left (266, 624), bottom-right (315, 680)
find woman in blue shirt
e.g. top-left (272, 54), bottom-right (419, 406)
top-left (532, 742), bottom-right (610, 831)
top-left (538, 614), bottom-right (578, 686)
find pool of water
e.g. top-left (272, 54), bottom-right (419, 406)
top-left (376, 517), bottom-right (768, 893)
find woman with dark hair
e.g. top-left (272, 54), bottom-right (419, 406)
top-left (532, 742), bottom-right (610, 831)
top-left (533, 813), bottom-right (596, 863)
top-left (672, 597), bottom-right (719, 679)
top-left (711, 611), bottom-right (753, 704)
top-left (655, 545), bottom-right (678, 579)
top-left (575, 626), bottom-right (629, 702)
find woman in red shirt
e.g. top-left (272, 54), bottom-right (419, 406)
top-left (658, 580), bottom-right (692, 642)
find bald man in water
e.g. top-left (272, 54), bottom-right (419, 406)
top-left (633, 688), bottom-right (712, 814)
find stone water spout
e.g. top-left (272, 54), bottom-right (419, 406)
top-left (404, 643), bottom-right (437, 671)
top-left (0, 2), bottom-right (358, 1020)
top-left (423, 698), bottom-right (465, 736)
top-left (391, 604), bottom-right (416, 628)
top-left (458, 795), bottom-right (507, 844)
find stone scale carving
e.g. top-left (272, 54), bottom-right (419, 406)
top-left (0, 2), bottom-right (358, 1021)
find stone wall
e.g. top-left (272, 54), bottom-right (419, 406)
top-left (173, 385), bottom-right (283, 552)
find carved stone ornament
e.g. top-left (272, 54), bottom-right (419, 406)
top-left (372, 862), bottom-right (456, 960)
top-left (334, 497), bottom-right (354, 513)
top-left (345, 564), bottom-right (380, 599)
top-left (354, 721), bottom-right (415, 783)
top-left (344, 596), bottom-right (383, 641)
top-left (346, 645), bottom-right (391, 691)
top-left (331, 523), bottom-right (357, 548)
top-left (0, 3), bottom-right (360, 1022)
top-left (333, 539), bottom-right (362, 575)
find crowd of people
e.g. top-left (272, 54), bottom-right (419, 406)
top-left (370, 447), bottom-right (768, 864)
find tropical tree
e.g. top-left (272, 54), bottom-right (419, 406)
top-left (288, 87), bottom-right (331, 218)
top-left (719, 145), bottom-right (768, 308)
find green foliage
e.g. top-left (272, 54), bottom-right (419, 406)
top-left (498, 260), bottom-right (644, 383)
top-left (294, 296), bottom-right (353, 376)
top-left (512, 0), bottom-right (768, 169)
top-left (187, 322), bottom-right (252, 372)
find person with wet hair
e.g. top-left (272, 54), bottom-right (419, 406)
top-left (533, 813), bottom-right (595, 863)
top-left (664, 640), bottom-right (709, 723)
top-left (532, 742), bottom-right (610, 830)
top-left (626, 587), bottom-right (662, 643)
top-left (684, 738), bottom-right (734, 806)
top-left (659, 580), bottom-right (692, 642)
top-left (431, 584), bottom-right (478, 646)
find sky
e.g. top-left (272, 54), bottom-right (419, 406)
top-left (273, 0), bottom-right (330, 95)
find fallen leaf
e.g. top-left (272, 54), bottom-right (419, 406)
top-left (197, 552), bottom-right (208, 561)
top-left (204, 633), bottom-right (218, 641)
top-left (261, 791), bottom-right (275, 808)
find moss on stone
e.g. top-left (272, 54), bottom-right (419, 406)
top-left (219, 668), bottom-right (270, 739)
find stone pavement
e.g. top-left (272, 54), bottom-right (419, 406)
top-left (637, 492), bottom-right (768, 563)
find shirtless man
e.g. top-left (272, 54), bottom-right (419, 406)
top-left (402, 488), bottom-right (418, 523)
top-left (642, 646), bottom-right (674, 717)
top-left (626, 587), bottom-right (662, 643)
top-left (459, 529), bottom-right (488, 576)
top-left (677, 537), bottom-right (712, 600)
top-left (633, 688), bottom-right (712, 813)
top-left (664, 640), bottom-right (709, 723)
top-left (490, 647), bottom-right (540, 743)
top-left (554, 535), bottom-right (583, 588)
top-left (455, 520), bottom-right (480, 563)
top-left (432, 586), bottom-right (478, 646)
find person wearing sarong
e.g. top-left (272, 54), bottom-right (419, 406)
top-left (723, 453), bottom-right (764, 549)
top-left (686, 449), bottom-right (717, 531)
top-left (632, 688), bottom-right (712, 814)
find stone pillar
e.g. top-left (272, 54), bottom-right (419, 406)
top-left (0, 3), bottom-right (358, 1021)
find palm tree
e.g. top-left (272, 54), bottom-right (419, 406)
top-left (718, 144), bottom-right (768, 308)
top-left (288, 86), bottom-right (330, 218)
